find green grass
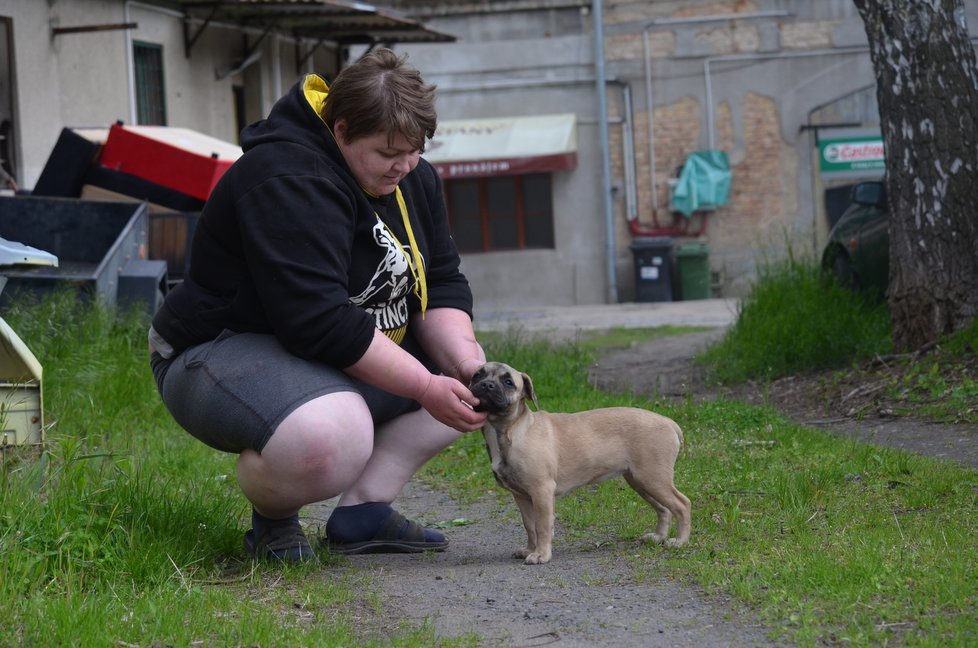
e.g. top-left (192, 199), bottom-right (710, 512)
top-left (700, 255), bottom-right (892, 383)
top-left (3, 266), bottom-right (978, 647)
top-left (0, 292), bottom-right (448, 647)
top-left (877, 317), bottom-right (978, 422)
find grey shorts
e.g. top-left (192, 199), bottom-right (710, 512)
top-left (150, 330), bottom-right (433, 453)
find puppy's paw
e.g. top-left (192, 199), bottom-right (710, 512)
top-left (641, 532), bottom-right (667, 545)
top-left (524, 551), bottom-right (551, 565)
top-left (512, 548), bottom-right (531, 559)
top-left (664, 537), bottom-right (687, 548)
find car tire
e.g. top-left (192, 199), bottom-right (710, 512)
top-left (831, 251), bottom-right (860, 290)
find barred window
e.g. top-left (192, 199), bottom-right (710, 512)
top-left (133, 41), bottom-right (166, 125)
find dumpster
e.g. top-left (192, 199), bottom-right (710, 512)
top-left (630, 236), bottom-right (673, 302)
top-left (0, 196), bottom-right (164, 313)
top-left (676, 242), bottom-right (711, 300)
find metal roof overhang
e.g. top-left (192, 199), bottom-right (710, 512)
top-left (422, 113), bottom-right (578, 179)
top-left (175, 0), bottom-right (456, 55)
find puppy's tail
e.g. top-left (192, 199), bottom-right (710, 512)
top-left (669, 419), bottom-right (685, 451)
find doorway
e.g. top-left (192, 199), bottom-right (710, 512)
top-left (0, 17), bottom-right (17, 187)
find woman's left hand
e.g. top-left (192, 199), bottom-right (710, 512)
top-left (418, 374), bottom-right (487, 432)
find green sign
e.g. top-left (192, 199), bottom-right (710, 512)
top-left (819, 136), bottom-right (885, 174)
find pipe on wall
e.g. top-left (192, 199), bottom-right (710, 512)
top-left (703, 46), bottom-right (870, 150)
top-left (593, 0), bottom-right (618, 303)
top-left (641, 10), bottom-right (790, 220)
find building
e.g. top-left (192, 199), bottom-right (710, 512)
top-left (0, 0), bottom-right (451, 183)
top-left (3, 1), bottom-right (977, 309)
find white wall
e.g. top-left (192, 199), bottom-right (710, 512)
top-left (0, 0), bottom-right (340, 189)
top-left (387, 30), bottom-right (612, 308)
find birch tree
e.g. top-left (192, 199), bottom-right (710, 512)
top-left (852, 0), bottom-right (978, 351)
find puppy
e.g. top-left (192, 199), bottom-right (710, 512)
top-left (469, 361), bottom-right (691, 564)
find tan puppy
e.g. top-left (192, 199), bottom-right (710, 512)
top-left (469, 361), bottom-right (691, 565)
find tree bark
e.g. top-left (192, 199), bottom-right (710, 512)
top-left (853, 0), bottom-right (978, 351)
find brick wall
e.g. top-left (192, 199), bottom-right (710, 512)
top-left (599, 0), bottom-right (856, 296)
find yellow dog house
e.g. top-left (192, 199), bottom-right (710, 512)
top-left (0, 315), bottom-right (45, 449)
top-left (0, 236), bottom-right (57, 451)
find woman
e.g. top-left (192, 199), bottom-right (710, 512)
top-left (149, 49), bottom-right (487, 563)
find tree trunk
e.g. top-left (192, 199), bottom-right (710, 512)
top-left (853, 0), bottom-right (978, 351)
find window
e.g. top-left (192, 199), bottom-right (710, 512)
top-left (133, 41), bottom-right (166, 125)
top-left (445, 174), bottom-right (555, 253)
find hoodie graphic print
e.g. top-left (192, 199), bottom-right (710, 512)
top-left (350, 217), bottom-right (422, 344)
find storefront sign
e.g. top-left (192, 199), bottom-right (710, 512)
top-left (424, 113), bottom-right (577, 178)
top-left (819, 136), bottom-right (885, 175)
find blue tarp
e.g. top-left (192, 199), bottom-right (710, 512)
top-left (670, 150), bottom-right (731, 216)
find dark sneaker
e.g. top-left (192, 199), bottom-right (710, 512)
top-left (324, 502), bottom-right (448, 555)
top-left (243, 516), bottom-right (316, 564)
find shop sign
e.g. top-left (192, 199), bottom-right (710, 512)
top-left (819, 136), bottom-right (885, 175)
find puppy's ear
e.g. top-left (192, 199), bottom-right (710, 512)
top-left (521, 372), bottom-right (539, 410)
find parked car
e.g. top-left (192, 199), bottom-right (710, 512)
top-left (821, 181), bottom-right (889, 295)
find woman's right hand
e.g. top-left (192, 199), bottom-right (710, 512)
top-left (418, 374), bottom-right (488, 432)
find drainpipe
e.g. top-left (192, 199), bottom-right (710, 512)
top-left (270, 33), bottom-right (282, 103)
top-left (616, 81), bottom-right (637, 223)
top-left (642, 28), bottom-right (658, 217)
top-left (593, 0), bottom-right (618, 303)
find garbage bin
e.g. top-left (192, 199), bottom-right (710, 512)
top-left (630, 237), bottom-right (673, 302)
top-left (676, 242), bottom-right (711, 300)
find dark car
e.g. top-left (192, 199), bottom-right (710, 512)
top-left (821, 181), bottom-right (889, 295)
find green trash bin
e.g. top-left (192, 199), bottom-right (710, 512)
top-left (676, 243), bottom-right (711, 300)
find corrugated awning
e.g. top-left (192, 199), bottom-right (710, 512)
top-left (175, 0), bottom-right (456, 48)
top-left (423, 113), bottom-right (578, 179)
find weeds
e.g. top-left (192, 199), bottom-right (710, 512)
top-left (1, 294), bottom-right (427, 647)
top-left (700, 255), bottom-right (891, 384)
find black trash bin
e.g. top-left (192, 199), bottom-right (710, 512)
top-left (630, 236), bottom-right (673, 302)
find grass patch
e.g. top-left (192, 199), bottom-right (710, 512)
top-left (0, 293), bottom-right (452, 647)
top-left (700, 255), bottom-right (978, 424)
top-left (700, 255), bottom-right (891, 383)
top-left (875, 318), bottom-right (978, 422)
top-left (656, 400), bottom-right (978, 647)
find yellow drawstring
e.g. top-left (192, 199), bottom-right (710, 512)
top-left (395, 186), bottom-right (427, 318)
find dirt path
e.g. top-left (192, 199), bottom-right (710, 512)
top-left (590, 328), bottom-right (978, 470)
top-left (309, 482), bottom-right (774, 647)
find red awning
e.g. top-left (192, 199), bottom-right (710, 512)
top-left (423, 113), bottom-right (577, 179)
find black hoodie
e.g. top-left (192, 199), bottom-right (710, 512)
top-left (151, 74), bottom-right (473, 368)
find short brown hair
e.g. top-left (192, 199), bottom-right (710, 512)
top-left (321, 48), bottom-right (437, 151)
